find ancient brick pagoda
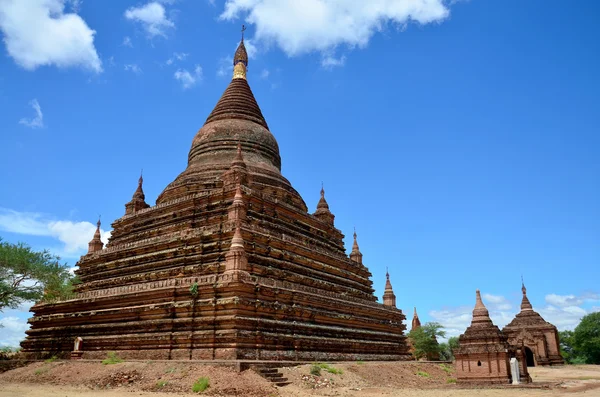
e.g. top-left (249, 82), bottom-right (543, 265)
top-left (454, 291), bottom-right (530, 384)
top-left (21, 36), bottom-right (411, 362)
top-left (502, 283), bottom-right (564, 366)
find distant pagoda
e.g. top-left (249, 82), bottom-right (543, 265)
top-left (21, 31), bottom-right (411, 361)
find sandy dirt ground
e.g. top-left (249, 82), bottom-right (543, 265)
top-left (0, 361), bottom-right (599, 397)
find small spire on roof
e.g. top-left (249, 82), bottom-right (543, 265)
top-left (314, 183), bottom-right (334, 225)
top-left (520, 278), bottom-right (533, 311)
top-left (88, 216), bottom-right (104, 254)
top-left (382, 268), bottom-right (396, 307)
top-left (350, 227), bottom-right (363, 265)
top-left (471, 290), bottom-right (493, 326)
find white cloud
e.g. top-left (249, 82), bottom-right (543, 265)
top-left (166, 51), bottom-right (188, 65)
top-left (66, 0), bottom-right (81, 13)
top-left (122, 36), bottom-right (133, 47)
top-left (19, 99), bottom-right (44, 129)
top-left (545, 293), bottom-right (599, 308)
top-left (243, 38), bottom-right (258, 59)
top-left (216, 56), bottom-right (232, 77)
top-left (0, 0), bottom-right (102, 72)
top-left (321, 53), bottom-right (346, 69)
top-left (429, 306), bottom-right (472, 340)
top-left (538, 305), bottom-right (588, 331)
top-left (0, 208), bottom-right (111, 257)
top-left (260, 68), bottom-right (269, 79)
top-left (124, 63), bottom-right (142, 74)
top-left (174, 65), bottom-right (202, 89)
top-left (0, 315), bottom-right (29, 347)
top-left (124, 1), bottom-right (175, 38)
top-left (219, 0), bottom-right (450, 64)
top-left (482, 293), bottom-right (513, 311)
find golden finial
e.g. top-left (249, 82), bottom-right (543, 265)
top-left (233, 25), bottom-right (248, 80)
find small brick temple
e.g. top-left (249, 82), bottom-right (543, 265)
top-left (502, 283), bottom-right (564, 366)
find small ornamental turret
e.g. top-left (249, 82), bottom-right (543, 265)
top-left (412, 307), bottom-right (422, 330)
top-left (313, 184), bottom-right (335, 225)
top-left (223, 143), bottom-right (249, 187)
top-left (382, 269), bottom-right (396, 307)
top-left (87, 218), bottom-right (104, 254)
top-left (125, 173), bottom-right (150, 215)
top-left (233, 25), bottom-right (248, 80)
top-left (228, 184), bottom-right (247, 222)
top-left (225, 224), bottom-right (248, 272)
top-left (349, 228), bottom-right (363, 265)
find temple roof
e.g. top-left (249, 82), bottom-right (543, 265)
top-left (156, 28), bottom-right (307, 211)
top-left (457, 290), bottom-right (508, 351)
top-left (503, 283), bottom-right (555, 330)
top-left (204, 78), bottom-right (269, 130)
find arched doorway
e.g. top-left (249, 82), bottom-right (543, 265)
top-left (525, 347), bottom-right (535, 367)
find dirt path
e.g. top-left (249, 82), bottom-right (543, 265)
top-left (1, 362), bottom-right (599, 397)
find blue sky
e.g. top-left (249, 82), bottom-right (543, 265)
top-left (1, 0), bottom-right (599, 346)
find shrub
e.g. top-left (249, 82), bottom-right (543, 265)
top-left (189, 283), bottom-right (199, 298)
top-left (102, 352), bottom-right (124, 365)
top-left (192, 377), bottom-right (210, 393)
top-left (310, 364), bottom-right (321, 376)
top-left (156, 380), bottom-right (168, 388)
top-left (44, 355), bottom-right (58, 363)
top-left (439, 363), bottom-right (452, 374)
top-left (417, 371), bottom-right (430, 378)
top-left (447, 378), bottom-right (457, 384)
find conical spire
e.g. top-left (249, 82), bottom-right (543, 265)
top-left (317, 184), bottom-right (329, 210)
top-left (125, 171), bottom-right (150, 215)
top-left (384, 269), bottom-right (393, 291)
top-left (313, 184), bottom-right (335, 225)
top-left (382, 268), bottom-right (396, 307)
top-left (520, 279), bottom-right (533, 311)
top-left (87, 217), bottom-right (104, 254)
top-left (349, 228), bottom-right (363, 265)
top-left (412, 307), bottom-right (422, 330)
top-left (471, 290), bottom-right (493, 327)
top-left (132, 173), bottom-right (145, 200)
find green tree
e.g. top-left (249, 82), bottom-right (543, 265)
top-left (408, 322), bottom-right (447, 360)
top-left (0, 238), bottom-right (74, 312)
top-left (559, 330), bottom-right (578, 364)
top-left (572, 312), bottom-right (600, 364)
top-left (439, 336), bottom-right (459, 361)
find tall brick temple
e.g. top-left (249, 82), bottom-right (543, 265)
top-left (21, 35), bottom-right (411, 362)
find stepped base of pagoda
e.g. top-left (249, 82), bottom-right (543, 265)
top-left (21, 271), bottom-right (410, 361)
